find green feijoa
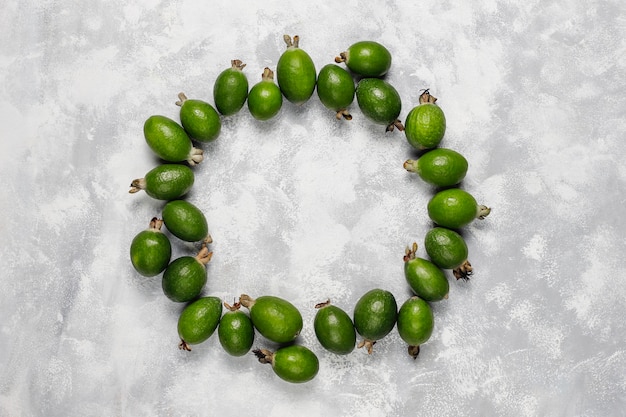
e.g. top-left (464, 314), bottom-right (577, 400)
top-left (129, 164), bottom-right (194, 201)
top-left (316, 64), bottom-right (355, 120)
top-left (353, 289), bottom-right (398, 354)
top-left (129, 217), bottom-right (172, 277)
top-left (175, 93), bottom-right (221, 143)
top-left (254, 345), bottom-right (319, 384)
top-left (239, 294), bottom-right (303, 344)
top-left (335, 40), bottom-right (392, 78)
top-left (404, 89), bottom-right (446, 150)
top-left (427, 189), bottom-right (491, 229)
top-left (218, 301), bottom-right (255, 356)
top-left (213, 59), bottom-right (249, 116)
top-left (355, 78), bottom-right (404, 132)
top-left (276, 35), bottom-right (317, 105)
top-left (143, 115), bottom-right (204, 165)
top-left (247, 68), bottom-right (283, 121)
top-left (162, 246), bottom-right (212, 302)
top-left (404, 148), bottom-right (468, 187)
top-left (178, 296), bottom-right (222, 351)
top-left (403, 242), bottom-right (449, 302)
top-left (424, 227), bottom-right (472, 280)
top-left (313, 300), bottom-right (356, 355)
top-left (397, 296), bottom-right (434, 359)
top-left (161, 200), bottom-right (211, 244)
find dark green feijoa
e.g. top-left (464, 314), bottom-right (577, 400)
top-left (428, 188), bottom-right (491, 229)
top-left (335, 41), bottom-right (392, 78)
top-left (276, 35), bottom-right (317, 105)
top-left (178, 296), bottom-right (222, 351)
top-left (403, 242), bottom-right (449, 302)
top-left (218, 301), bottom-right (255, 357)
top-left (355, 78), bottom-right (404, 132)
top-left (143, 115), bottom-right (204, 165)
top-left (314, 299), bottom-right (356, 355)
top-left (239, 294), bottom-right (303, 344)
top-left (129, 164), bottom-right (194, 200)
top-left (247, 68), bottom-right (283, 121)
top-left (213, 59), bottom-right (249, 116)
top-left (162, 246), bottom-right (212, 302)
top-left (316, 64), bottom-right (355, 120)
top-left (175, 93), bottom-right (221, 143)
top-left (253, 345), bottom-right (319, 384)
top-left (397, 296), bottom-right (434, 359)
top-left (129, 217), bottom-right (172, 277)
top-left (162, 200), bottom-right (211, 244)
top-left (353, 289), bottom-right (398, 354)
top-left (404, 148), bottom-right (468, 187)
top-left (424, 227), bottom-right (472, 281)
top-left (404, 89), bottom-right (446, 150)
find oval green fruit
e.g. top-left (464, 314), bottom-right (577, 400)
top-left (404, 148), bottom-right (468, 187)
top-left (397, 296), bottom-right (434, 359)
top-left (336, 41), bottom-right (392, 77)
top-left (239, 294), bottom-right (303, 344)
top-left (313, 300), bottom-right (356, 355)
top-left (143, 115), bottom-right (204, 165)
top-left (218, 301), bottom-right (255, 357)
top-left (162, 247), bottom-right (212, 302)
top-left (403, 242), bottom-right (449, 302)
top-left (427, 188), bottom-right (491, 229)
top-left (161, 200), bottom-right (211, 243)
top-left (213, 59), bottom-right (249, 116)
top-left (247, 68), bottom-right (283, 121)
top-left (316, 64), bottom-right (355, 120)
top-left (353, 288), bottom-right (398, 354)
top-left (254, 345), bottom-right (319, 384)
top-left (404, 90), bottom-right (446, 150)
top-left (129, 217), bottom-right (172, 277)
top-left (355, 78), bottom-right (403, 132)
top-left (176, 93), bottom-right (221, 142)
top-left (178, 296), bottom-right (222, 351)
top-left (424, 227), bottom-right (472, 280)
top-left (276, 35), bottom-right (317, 105)
top-left (129, 164), bottom-right (194, 201)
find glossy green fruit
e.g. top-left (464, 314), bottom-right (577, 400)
top-left (178, 296), bottom-right (222, 351)
top-left (428, 189), bottom-right (491, 229)
top-left (335, 41), bottom-right (392, 77)
top-left (162, 246), bottom-right (212, 302)
top-left (404, 90), bottom-right (446, 150)
top-left (404, 148), bottom-right (468, 187)
top-left (176, 93), bottom-right (221, 142)
top-left (143, 115), bottom-right (204, 165)
top-left (424, 227), bottom-right (472, 280)
top-left (397, 296), bottom-right (434, 359)
top-left (254, 345), bottom-right (319, 383)
top-left (129, 164), bottom-right (194, 200)
top-left (239, 294), bottom-right (303, 344)
top-left (313, 300), bottom-right (356, 355)
top-left (353, 289), bottom-right (398, 354)
top-left (316, 64), bottom-right (355, 120)
top-left (403, 242), bottom-right (449, 302)
top-left (276, 35), bottom-right (317, 105)
top-left (218, 301), bottom-right (255, 357)
top-left (213, 59), bottom-right (249, 116)
top-left (129, 218), bottom-right (171, 277)
top-left (247, 68), bottom-right (283, 121)
top-left (161, 200), bottom-right (211, 244)
top-left (355, 78), bottom-right (403, 132)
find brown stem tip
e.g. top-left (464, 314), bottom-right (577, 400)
top-left (231, 59), bottom-right (246, 70)
top-left (419, 89), bottom-right (438, 104)
top-left (253, 348), bottom-right (274, 364)
top-left (175, 92), bottom-right (188, 107)
top-left (408, 345), bottom-right (421, 359)
top-left (239, 294), bottom-right (255, 309)
top-left (357, 339), bottom-right (377, 354)
top-left (314, 299), bottom-right (331, 309)
top-left (335, 52), bottom-right (347, 63)
top-left (453, 260), bottom-right (473, 281)
top-left (386, 120), bottom-right (405, 132)
top-left (179, 340), bottom-right (192, 351)
top-left (403, 242), bottom-right (418, 262)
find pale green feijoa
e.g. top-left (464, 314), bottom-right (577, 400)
top-left (247, 68), bottom-right (283, 121)
top-left (335, 41), bottom-right (392, 78)
top-left (213, 59), bottom-right (249, 116)
top-left (404, 89), bottom-right (446, 150)
top-left (316, 64), bottom-right (355, 120)
top-left (218, 301), bottom-right (255, 357)
top-left (427, 188), bottom-right (491, 229)
top-left (129, 217), bottom-right (172, 277)
top-left (175, 93), bottom-right (221, 142)
top-left (161, 200), bottom-right (211, 244)
top-left (397, 296), bottom-right (434, 359)
top-left (162, 246), bottom-right (212, 302)
top-left (143, 115), bottom-right (204, 165)
top-left (403, 242), bottom-right (449, 302)
top-left (239, 294), bottom-right (303, 344)
top-left (253, 345), bottom-right (319, 384)
top-left (424, 227), bottom-right (472, 280)
top-left (276, 35), bottom-right (317, 105)
top-left (404, 148), bottom-right (468, 187)
top-left (129, 164), bottom-right (194, 200)
top-left (355, 78), bottom-right (404, 132)
top-left (313, 300), bottom-right (356, 355)
top-left (353, 288), bottom-right (398, 354)
top-left (178, 296), bottom-right (222, 351)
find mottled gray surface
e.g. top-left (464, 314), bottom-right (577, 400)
top-left (1, 0), bottom-right (625, 416)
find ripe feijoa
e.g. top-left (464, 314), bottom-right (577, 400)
top-left (403, 242), bottom-right (449, 302)
top-left (314, 300), bottom-right (356, 355)
top-left (161, 200), bottom-right (211, 244)
top-left (404, 148), bottom-right (468, 187)
top-left (276, 35), bottom-right (317, 105)
top-left (162, 246), bottom-right (212, 302)
top-left (355, 78), bottom-right (403, 132)
top-left (143, 115), bottom-right (204, 165)
top-left (239, 294), bottom-right (303, 344)
top-left (253, 345), bottom-right (319, 384)
top-left (218, 301), bottom-right (255, 357)
top-left (129, 164), bottom-right (194, 201)
top-left (175, 93), bottom-right (221, 143)
top-left (427, 188), bottom-right (491, 229)
top-left (129, 217), bottom-right (172, 277)
top-left (335, 41), bottom-right (392, 78)
top-left (213, 59), bottom-right (249, 116)
top-left (353, 289), bottom-right (398, 354)
top-left (424, 227), bottom-right (472, 280)
top-left (178, 296), bottom-right (222, 351)
top-left (404, 89), bottom-right (446, 150)
top-left (397, 296), bottom-right (434, 359)
top-left (247, 68), bottom-right (283, 121)
top-left (316, 64), bottom-right (355, 120)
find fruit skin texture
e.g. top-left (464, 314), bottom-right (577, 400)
top-left (240, 294), bottom-right (303, 344)
top-left (404, 90), bottom-right (446, 150)
top-left (397, 296), bottom-right (434, 359)
top-left (428, 188), bottom-right (489, 229)
top-left (424, 227), bottom-right (468, 270)
top-left (314, 301), bottom-right (356, 355)
top-left (276, 35), bottom-right (317, 105)
top-left (254, 345), bottom-right (319, 384)
top-left (355, 78), bottom-right (403, 131)
top-left (337, 41), bottom-right (392, 77)
top-left (143, 115), bottom-right (203, 165)
top-left (404, 148), bottom-right (468, 187)
top-left (353, 289), bottom-right (398, 353)
top-left (177, 93), bottom-right (221, 142)
top-left (177, 296), bottom-right (222, 350)
top-left (316, 64), bottom-right (355, 119)
top-left (247, 68), bottom-right (283, 121)
top-left (403, 243), bottom-right (449, 302)
top-left (213, 60), bottom-right (249, 116)
top-left (162, 247), bottom-right (211, 303)
top-left (162, 200), bottom-right (210, 243)
top-left (130, 218), bottom-right (171, 277)
top-left (129, 164), bottom-right (194, 201)
top-left (218, 306), bottom-right (255, 357)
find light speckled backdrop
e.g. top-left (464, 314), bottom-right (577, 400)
top-left (1, 0), bottom-right (625, 416)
